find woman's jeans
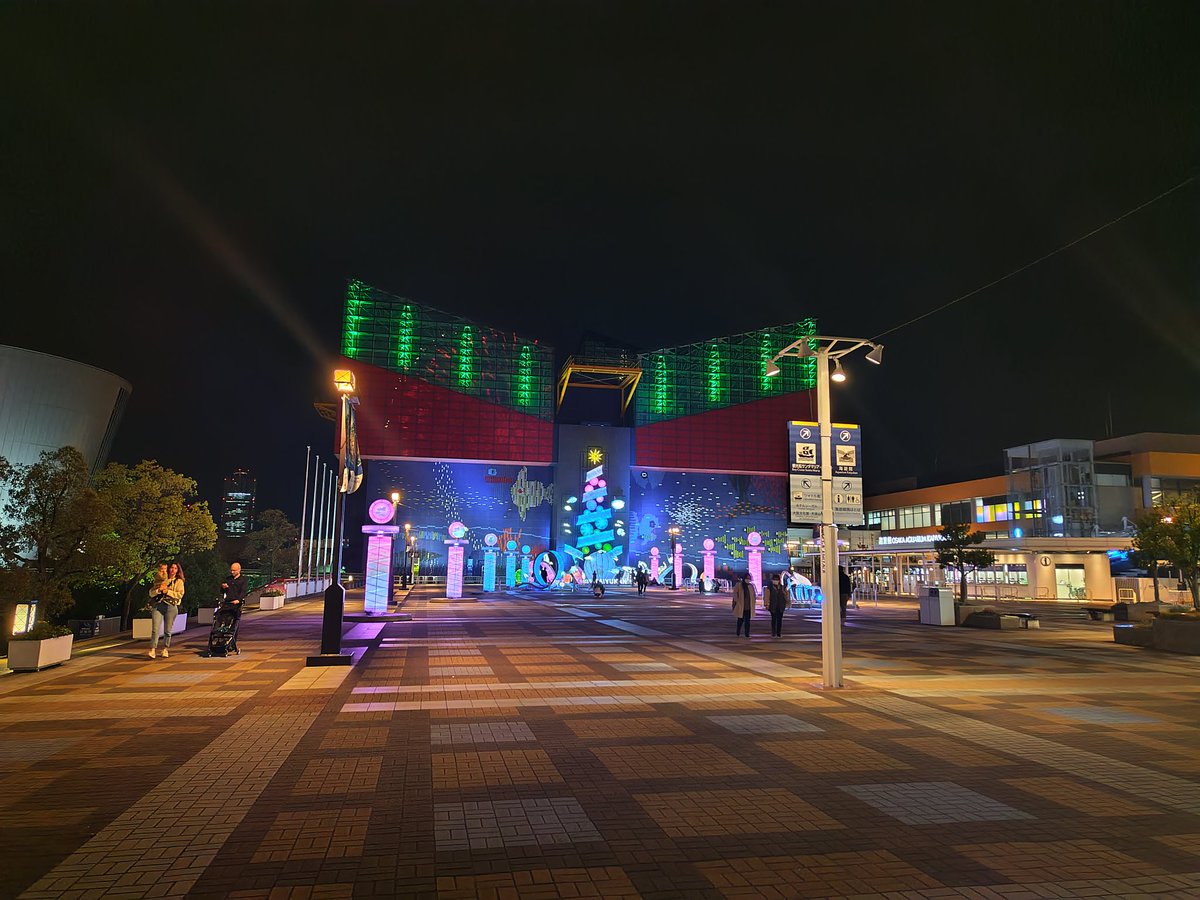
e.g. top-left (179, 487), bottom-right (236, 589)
top-left (150, 601), bottom-right (179, 649)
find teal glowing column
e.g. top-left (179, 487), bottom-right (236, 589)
top-left (482, 533), bottom-right (498, 592)
top-left (504, 540), bottom-right (518, 587)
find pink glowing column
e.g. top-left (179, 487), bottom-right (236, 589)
top-left (701, 538), bottom-right (716, 582)
top-left (649, 547), bottom-right (661, 584)
top-left (747, 531), bottom-right (764, 595)
top-left (445, 521), bottom-right (468, 599)
top-left (673, 541), bottom-right (683, 589)
top-left (362, 526), bottom-right (399, 614)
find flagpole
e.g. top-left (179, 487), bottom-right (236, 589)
top-left (296, 446), bottom-right (311, 588)
top-left (308, 457), bottom-right (322, 581)
top-left (318, 461), bottom-right (330, 577)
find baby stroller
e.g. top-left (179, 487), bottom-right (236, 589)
top-left (207, 603), bottom-right (241, 656)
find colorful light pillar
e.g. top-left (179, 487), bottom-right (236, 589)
top-left (673, 540), bottom-right (683, 589)
top-left (482, 533), bottom-right (499, 592)
top-left (504, 539), bottom-right (518, 588)
top-left (649, 546), bottom-right (661, 584)
top-left (445, 521), bottom-right (468, 599)
top-left (362, 498), bottom-right (399, 615)
top-left (521, 545), bottom-right (533, 583)
top-left (747, 531), bottom-right (764, 594)
top-left (701, 538), bottom-right (716, 582)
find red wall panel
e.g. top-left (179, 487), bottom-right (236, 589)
top-left (633, 391), bottom-right (815, 473)
top-left (346, 359), bottom-right (554, 463)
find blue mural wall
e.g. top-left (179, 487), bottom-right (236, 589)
top-left (363, 460), bottom-right (553, 577)
top-left (629, 470), bottom-right (789, 574)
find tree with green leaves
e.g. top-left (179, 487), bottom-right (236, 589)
top-left (1160, 494), bottom-right (1200, 609)
top-left (934, 521), bottom-right (997, 602)
top-left (0, 448), bottom-right (113, 641)
top-left (1132, 508), bottom-right (1175, 604)
top-left (243, 509), bottom-right (299, 582)
top-left (92, 460), bottom-right (217, 626)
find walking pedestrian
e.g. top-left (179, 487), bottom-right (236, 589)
top-left (148, 563), bottom-right (185, 658)
top-left (636, 567), bottom-right (648, 595)
top-left (765, 571), bottom-right (787, 637)
top-left (220, 562), bottom-right (249, 654)
top-left (732, 573), bottom-right (757, 637)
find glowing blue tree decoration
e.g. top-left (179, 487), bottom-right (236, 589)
top-left (563, 464), bottom-right (622, 581)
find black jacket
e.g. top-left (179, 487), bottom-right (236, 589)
top-left (223, 574), bottom-right (249, 605)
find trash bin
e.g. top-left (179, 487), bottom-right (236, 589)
top-left (919, 587), bottom-right (956, 626)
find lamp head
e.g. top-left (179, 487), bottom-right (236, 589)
top-left (764, 360), bottom-right (781, 378)
top-left (390, 491), bottom-right (401, 503)
top-left (333, 369), bottom-right (357, 393)
top-left (830, 359), bottom-right (847, 383)
top-left (797, 341), bottom-right (816, 359)
top-left (865, 343), bottom-right (884, 365)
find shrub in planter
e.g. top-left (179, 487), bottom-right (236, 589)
top-left (261, 589), bottom-right (285, 597)
top-left (8, 623), bottom-right (74, 672)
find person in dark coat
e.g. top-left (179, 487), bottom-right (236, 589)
top-left (838, 565), bottom-right (853, 621)
top-left (732, 574), bottom-right (757, 637)
top-left (220, 562), bottom-right (249, 653)
top-left (765, 572), bottom-right (788, 637)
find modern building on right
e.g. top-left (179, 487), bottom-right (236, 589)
top-left (857, 433), bottom-right (1200, 602)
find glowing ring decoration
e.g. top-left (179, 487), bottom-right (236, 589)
top-left (484, 532), bottom-right (498, 547)
top-left (683, 562), bottom-right (698, 583)
top-left (521, 545), bottom-right (531, 555)
top-left (448, 521), bottom-right (467, 539)
top-left (506, 539), bottom-right (517, 552)
top-left (531, 550), bottom-right (569, 587)
top-left (650, 547), bottom-right (660, 557)
top-left (368, 499), bottom-right (395, 525)
top-left (747, 531), bottom-right (762, 546)
top-left (703, 538), bottom-right (715, 551)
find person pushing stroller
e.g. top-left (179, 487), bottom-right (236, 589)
top-left (210, 562), bottom-right (248, 656)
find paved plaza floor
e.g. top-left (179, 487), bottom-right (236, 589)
top-left (3, 586), bottom-right (1200, 898)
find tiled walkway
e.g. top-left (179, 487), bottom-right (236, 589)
top-left (3, 587), bottom-right (1200, 898)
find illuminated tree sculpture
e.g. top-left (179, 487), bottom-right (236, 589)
top-left (563, 464), bottom-right (623, 582)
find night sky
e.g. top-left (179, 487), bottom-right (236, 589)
top-left (2, 2), bottom-right (1197, 520)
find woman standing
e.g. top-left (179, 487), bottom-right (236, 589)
top-left (732, 573), bottom-right (757, 638)
top-left (149, 562), bottom-right (185, 659)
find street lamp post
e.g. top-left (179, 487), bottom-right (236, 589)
top-left (309, 368), bottom-right (358, 667)
top-left (402, 522), bottom-right (412, 588)
top-left (768, 336), bottom-right (883, 688)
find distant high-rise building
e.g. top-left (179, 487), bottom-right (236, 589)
top-left (221, 469), bottom-right (256, 537)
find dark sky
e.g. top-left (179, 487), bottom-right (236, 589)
top-left (2, 1), bottom-right (1197, 518)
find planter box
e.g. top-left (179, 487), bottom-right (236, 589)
top-left (1113, 624), bottom-right (1153, 647)
top-left (955, 604), bottom-right (989, 625)
top-left (961, 611), bottom-right (1001, 629)
top-left (196, 608), bottom-right (215, 626)
top-left (8, 634), bottom-right (74, 672)
top-left (1152, 618), bottom-right (1200, 655)
top-left (259, 595), bottom-right (285, 610)
top-left (132, 612), bottom-right (188, 640)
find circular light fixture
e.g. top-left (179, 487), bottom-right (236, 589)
top-left (831, 359), bottom-right (847, 382)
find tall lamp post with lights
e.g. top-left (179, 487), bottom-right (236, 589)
top-left (767, 336), bottom-right (883, 688)
top-left (309, 368), bottom-right (360, 667)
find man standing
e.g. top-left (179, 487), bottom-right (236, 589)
top-left (221, 562), bottom-right (249, 653)
top-left (765, 572), bottom-right (788, 638)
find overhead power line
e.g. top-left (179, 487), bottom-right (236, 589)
top-left (870, 174), bottom-right (1196, 342)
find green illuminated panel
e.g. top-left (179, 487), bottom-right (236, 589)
top-left (340, 280), bottom-right (554, 420)
top-left (635, 317), bottom-right (817, 425)
top-left (516, 345), bottom-right (534, 406)
top-left (395, 304), bottom-right (416, 370)
top-left (457, 325), bottom-right (475, 387)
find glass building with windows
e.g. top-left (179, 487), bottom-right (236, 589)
top-left (340, 280), bottom-right (818, 580)
top-left (856, 433), bottom-right (1200, 602)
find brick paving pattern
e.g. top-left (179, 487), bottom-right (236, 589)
top-left (2, 587), bottom-right (1200, 897)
